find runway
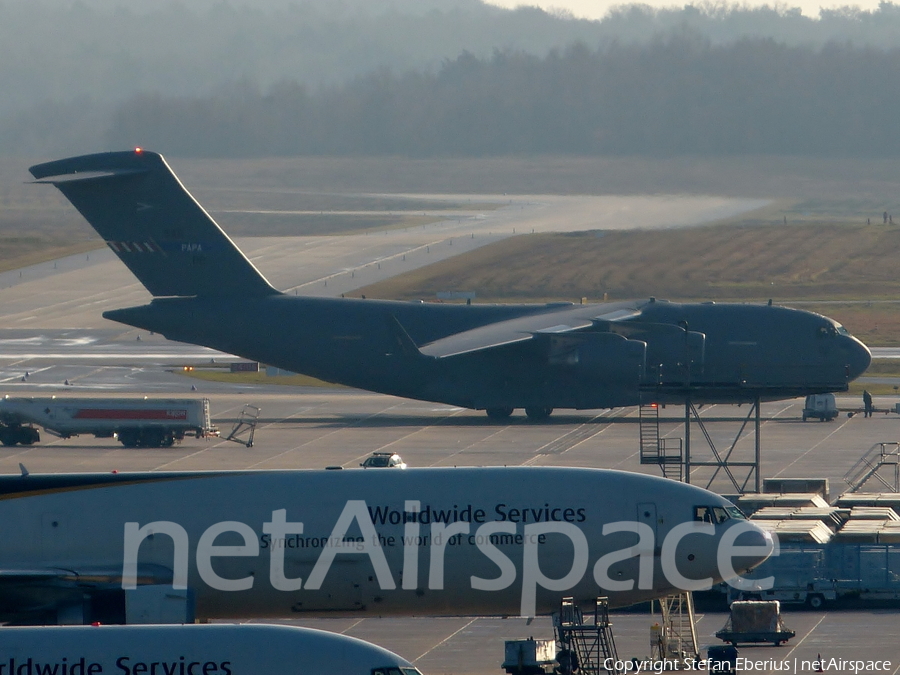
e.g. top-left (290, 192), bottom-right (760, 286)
top-left (0, 189), bottom-right (895, 673)
top-left (0, 191), bottom-right (763, 331)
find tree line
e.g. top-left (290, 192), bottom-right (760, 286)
top-left (106, 38), bottom-right (900, 158)
top-left (8, 0), bottom-right (900, 156)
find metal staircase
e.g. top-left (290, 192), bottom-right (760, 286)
top-left (224, 404), bottom-right (260, 448)
top-left (554, 597), bottom-right (622, 675)
top-left (651, 593), bottom-right (699, 661)
top-left (844, 442), bottom-right (900, 492)
top-left (639, 404), bottom-right (683, 481)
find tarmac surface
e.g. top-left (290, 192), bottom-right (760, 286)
top-left (2, 385), bottom-right (899, 674)
top-left (0, 192), bottom-right (897, 673)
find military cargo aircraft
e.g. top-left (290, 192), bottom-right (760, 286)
top-left (30, 150), bottom-right (871, 419)
top-left (0, 466), bottom-right (771, 625)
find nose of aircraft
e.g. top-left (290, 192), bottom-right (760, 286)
top-left (844, 335), bottom-right (872, 381)
top-left (715, 519), bottom-right (776, 594)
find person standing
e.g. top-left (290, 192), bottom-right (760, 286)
top-left (863, 390), bottom-right (873, 417)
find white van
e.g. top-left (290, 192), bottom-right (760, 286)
top-left (802, 394), bottom-right (838, 421)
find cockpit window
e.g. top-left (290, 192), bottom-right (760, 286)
top-left (694, 505), bottom-right (738, 523)
top-left (836, 324), bottom-right (851, 336)
top-left (726, 505), bottom-right (747, 520)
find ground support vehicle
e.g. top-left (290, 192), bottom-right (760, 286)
top-left (715, 601), bottom-right (795, 646)
top-left (802, 394), bottom-right (838, 421)
top-left (501, 639), bottom-right (556, 675)
top-left (0, 396), bottom-right (218, 448)
top-left (728, 540), bottom-right (900, 607)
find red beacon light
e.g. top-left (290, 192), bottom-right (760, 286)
top-left (134, 147), bottom-right (143, 154)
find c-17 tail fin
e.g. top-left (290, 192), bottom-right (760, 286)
top-left (29, 149), bottom-right (278, 298)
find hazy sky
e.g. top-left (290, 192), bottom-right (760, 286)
top-left (486, 0), bottom-right (882, 20)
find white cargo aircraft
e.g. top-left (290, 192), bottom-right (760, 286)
top-left (0, 466), bottom-right (772, 625)
top-left (0, 623), bottom-right (422, 675)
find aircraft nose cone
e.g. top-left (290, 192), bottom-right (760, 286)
top-left (723, 522), bottom-right (775, 579)
top-left (846, 336), bottom-right (872, 381)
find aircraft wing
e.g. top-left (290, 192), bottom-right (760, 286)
top-left (0, 564), bottom-right (172, 585)
top-left (418, 306), bottom-right (642, 358)
top-left (0, 568), bottom-right (76, 581)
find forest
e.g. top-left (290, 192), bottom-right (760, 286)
top-left (6, 0), bottom-right (900, 157)
top-left (106, 38), bottom-right (900, 157)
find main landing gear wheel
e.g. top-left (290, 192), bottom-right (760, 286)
top-left (485, 407), bottom-right (514, 420)
top-left (525, 406), bottom-right (553, 421)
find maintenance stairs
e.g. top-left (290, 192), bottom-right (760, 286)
top-left (844, 442), bottom-right (900, 492)
top-left (554, 597), bottom-right (622, 675)
top-left (652, 592), bottom-right (699, 661)
top-left (224, 404), bottom-right (261, 448)
top-left (639, 404), bottom-right (683, 481)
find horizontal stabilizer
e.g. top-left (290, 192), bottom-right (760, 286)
top-left (30, 150), bottom-right (278, 298)
top-left (31, 168), bottom-right (147, 184)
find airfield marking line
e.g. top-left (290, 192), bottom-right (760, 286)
top-left (175, 401), bottom-right (337, 470)
top-left (149, 401), bottom-right (330, 470)
top-left (603, 407), bottom-right (646, 470)
top-left (522, 411), bottom-right (620, 465)
top-left (0, 446), bottom-right (37, 463)
top-left (287, 234), bottom-right (472, 293)
top-left (432, 426), bottom-right (509, 467)
top-left (411, 617), bottom-right (478, 663)
top-left (338, 618), bottom-right (366, 635)
top-left (771, 413), bottom-right (854, 477)
top-left (62, 365), bottom-right (109, 385)
top-left (346, 405), bottom-right (469, 467)
top-left (243, 400), bottom-right (409, 470)
top-left (2, 281), bottom-right (145, 324)
top-left (551, 410), bottom-right (617, 451)
top-left (151, 445), bottom-right (222, 471)
top-left (0, 365), bottom-right (53, 383)
top-left (782, 614), bottom-right (827, 659)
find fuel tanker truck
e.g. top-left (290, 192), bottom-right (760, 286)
top-left (0, 396), bottom-right (217, 448)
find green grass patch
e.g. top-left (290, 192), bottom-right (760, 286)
top-left (178, 368), bottom-right (342, 388)
top-left (849, 382), bottom-right (900, 397)
top-left (0, 240), bottom-right (101, 274)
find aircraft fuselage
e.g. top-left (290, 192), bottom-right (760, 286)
top-left (0, 467), bottom-right (770, 624)
top-left (107, 295), bottom-right (871, 410)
